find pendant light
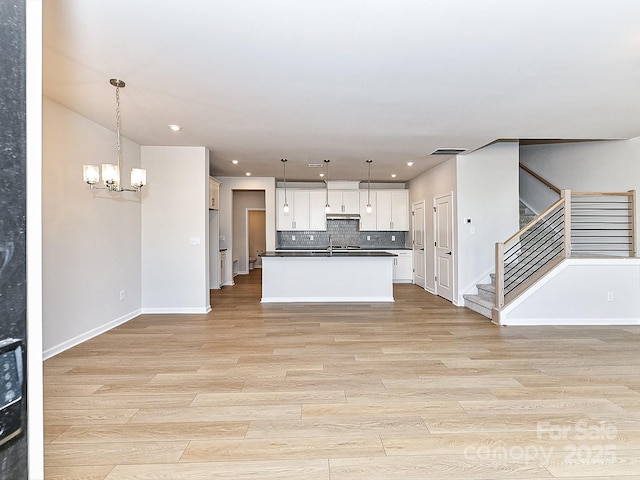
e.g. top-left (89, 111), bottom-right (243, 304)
top-left (281, 158), bottom-right (289, 213)
top-left (324, 159), bottom-right (331, 213)
top-left (83, 79), bottom-right (146, 192)
top-left (366, 159), bottom-right (373, 214)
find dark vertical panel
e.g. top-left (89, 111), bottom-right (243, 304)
top-left (0, 0), bottom-right (28, 478)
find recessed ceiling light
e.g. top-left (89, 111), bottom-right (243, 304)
top-left (245, 172), bottom-right (251, 176)
top-left (391, 174), bottom-right (397, 178)
top-left (406, 162), bottom-right (414, 166)
top-left (319, 173), bottom-right (325, 177)
top-left (168, 124), bottom-right (182, 132)
top-left (231, 159), bottom-right (239, 165)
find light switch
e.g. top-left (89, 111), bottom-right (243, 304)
top-left (189, 237), bottom-right (201, 245)
top-left (470, 227), bottom-right (476, 234)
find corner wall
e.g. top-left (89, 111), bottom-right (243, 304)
top-left (456, 141), bottom-right (520, 304)
top-left (42, 98), bottom-right (142, 357)
top-left (141, 146), bottom-right (210, 313)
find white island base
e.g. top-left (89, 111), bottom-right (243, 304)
top-left (260, 253), bottom-right (395, 303)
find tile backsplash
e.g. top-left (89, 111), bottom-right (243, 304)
top-left (277, 219), bottom-right (407, 249)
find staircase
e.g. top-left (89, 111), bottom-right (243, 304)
top-left (463, 274), bottom-right (495, 318)
top-left (519, 201), bottom-right (536, 229)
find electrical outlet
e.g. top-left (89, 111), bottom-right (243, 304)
top-left (119, 290), bottom-right (125, 301)
top-left (392, 235), bottom-right (396, 241)
top-left (189, 237), bottom-right (201, 245)
top-left (367, 235), bottom-right (370, 241)
top-left (607, 292), bottom-right (614, 302)
top-left (310, 235), bottom-right (314, 240)
top-left (292, 235), bottom-right (296, 241)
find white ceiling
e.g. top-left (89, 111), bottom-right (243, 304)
top-left (43, 0), bottom-right (640, 183)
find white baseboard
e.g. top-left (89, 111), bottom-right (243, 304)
top-left (500, 317), bottom-right (640, 326)
top-left (141, 305), bottom-right (212, 314)
top-left (261, 296), bottom-right (395, 303)
top-left (43, 309), bottom-right (142, 360)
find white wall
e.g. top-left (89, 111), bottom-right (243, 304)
top-left (218, 176), bottom-right (276, 282)
top-left (500, 259), bottom-right (640, 325)
top-left (520, 137), bottom-right (640, 248)
top-left (456, 141), bottom-right (520, 304)
top-left (232, 190), bottom-right (266, 273)
top-left (42, 98), bottom-right (142, 357)
top-left (409, 158), bottom-right (456, 293)
top-left (141, 146), bottom-right (210, 313)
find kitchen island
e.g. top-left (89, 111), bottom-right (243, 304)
top-left (259, 250), bottom-right (396, 303)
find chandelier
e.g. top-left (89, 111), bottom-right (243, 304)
top-left (82, 79), bottom-right (146, 192)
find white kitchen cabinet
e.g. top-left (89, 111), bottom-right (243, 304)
top-left (327, 190), bottom-right (360, 214)
top-left (388, 250), bottom-right (413, 283)
top-left (209, 177), bottom-right (220, 210)
top-left (359, 190), bottom-right (377, 230)
top-left (376, 190), bottom-right (409, 231)
top-left (276, 188), bottom-right (295, 230)
top-left (277, 189), bottom-right (326, 231)
top-left (309, 190), bottom-right (327, 230)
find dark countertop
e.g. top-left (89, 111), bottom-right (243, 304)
top-left (275, 247), bottom-right (411, 251)
top-left (261, 250), bottom-right (397, 258)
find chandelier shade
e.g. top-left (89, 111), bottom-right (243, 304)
top-left (82, 79), bottom-right (146, 192)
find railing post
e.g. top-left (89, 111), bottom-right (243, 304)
top-left (630, 190), bottom-right (637, 258)
top-left (495, 242), bottom-right (505, 308)
top-left (561, 189), bottom-right (571, 258)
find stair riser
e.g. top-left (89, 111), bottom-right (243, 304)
top-left (477, 287), bottom-right (495, 302)
top-left (464, 300), bottom-right (492, 318)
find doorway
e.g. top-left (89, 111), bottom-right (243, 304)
top-left (434, 192), bottom-right (454, 302)
top-left (247, 209), bottom-right (266, 270)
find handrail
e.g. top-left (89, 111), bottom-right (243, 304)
top-left (519, 163), bottom-right (561, 195)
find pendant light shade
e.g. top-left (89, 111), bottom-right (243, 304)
top-left (365, 159), bottom-right (373, 214)
top-left (324, 159), bottom-right (331, 213)
top-left (281, 158), bottom-right (289, 213)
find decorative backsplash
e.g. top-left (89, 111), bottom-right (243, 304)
top-left (277, 219), bottom-right (407, 249)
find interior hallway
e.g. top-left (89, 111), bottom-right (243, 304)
top-left (44, 270), bottom-right (640, 479)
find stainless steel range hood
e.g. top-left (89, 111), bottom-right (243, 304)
top-left (326, 213), bottom-right (361, 220)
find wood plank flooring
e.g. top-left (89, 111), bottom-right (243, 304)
top-left (44, 270), bottom-right (640, 479)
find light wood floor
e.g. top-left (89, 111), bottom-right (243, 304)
top-left (44, 270), bottom-right (640, 479)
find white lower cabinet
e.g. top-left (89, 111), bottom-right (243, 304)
top-left (388, 250), bottom-right (413, 283)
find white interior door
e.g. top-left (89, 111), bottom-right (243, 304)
top-left (412, 200), bottom-right (425, 288)
top-left (434, 193), bottom-right (454, 302)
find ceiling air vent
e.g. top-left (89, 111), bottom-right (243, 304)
top-left (430, 148), bottom-right (466, 155)
top-left (308, 163), bottom-right (323, 168)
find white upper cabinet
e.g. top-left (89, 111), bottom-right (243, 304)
top-left (359, 190), bottom-right (377, 231)
top-left (375, 190), bottom-right (409, 231)
top-left (276, 188), bottom-right (295, 230)
top-left (276, 189), bottom-right (326, 231)
top-left (326, 190), bottom-right (359, 214)
top-left (209, 177), bottom-right (220, 210)
top-left (309, 190), bottom-right (327, 230)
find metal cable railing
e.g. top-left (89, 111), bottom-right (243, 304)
top-left (571, 192), bottom-right (636, 257)
top-left (496, 190), bottom-right (635, 309)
